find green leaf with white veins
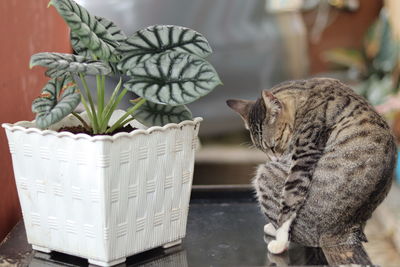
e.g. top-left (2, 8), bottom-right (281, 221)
top-left (71, 16), bottom-right (126, 58)
top-left (117, 25), bottom-right (212, 71)
top-left (71, 16), bottom-right (126, 75)
top-left (32, 75), bottom-right (81, 129)
top-left (30, 53), bottom-right (112, 77)
top-left (132, 101), bottom-right (192, 126)
top-left (49, 0), bottom-right (119, 62)
top-left (124, 52), bottom-right (221, 106)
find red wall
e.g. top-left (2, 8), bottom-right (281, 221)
top-left (0, 0), bottom-right (70, 241)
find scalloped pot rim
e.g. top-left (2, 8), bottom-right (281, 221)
top-left (2, 117), bottom-right (203, 142)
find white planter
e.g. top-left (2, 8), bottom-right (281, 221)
top-left (2, 115), bottom-right (202, 266)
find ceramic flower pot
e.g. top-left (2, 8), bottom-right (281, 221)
top-left (2, 114), bottom-right (202, 267)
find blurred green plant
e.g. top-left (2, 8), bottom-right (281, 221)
top-left (324, 8), bottom-right (400, 107)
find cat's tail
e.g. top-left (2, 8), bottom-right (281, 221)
top-left (321, 243), bottom-right (372, 265)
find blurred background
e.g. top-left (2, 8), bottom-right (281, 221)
top-left (1, 0), bottom-right (400, 264)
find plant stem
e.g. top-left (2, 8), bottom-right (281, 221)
top-left (100, 88), bottom-right (128, 132)
top-left (106, 98), bottom-right (146, 134)
top-left (101, 75), bottom-right (105, 90)
top-left (71, 112), bottom-right (91, 132)
top-left (80, 94), bottom-right (93, 121)
top-left (99, 79), bottom-right (123, 131)
top-left (119, 117), bottom-right (135, 127)
top-left (79, 73), bottom-right (99, 134)
top-left (96, 75), bottom-right (104, 117)
top-left (103, 78), bottom-right (123, 112)
top-left (101, 75), bottom-right (106, 115)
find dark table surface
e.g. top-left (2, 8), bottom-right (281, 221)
top-left (0, 186), bottom-right (328, 267)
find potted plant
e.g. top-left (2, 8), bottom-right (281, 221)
top-left (2, 0), bottom-right (221, 266)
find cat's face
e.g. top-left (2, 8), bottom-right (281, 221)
top-left (227, 91), bottom-right (292, 159)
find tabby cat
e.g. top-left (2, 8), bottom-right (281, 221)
top-left (227, 78), bottom-right (396, 264)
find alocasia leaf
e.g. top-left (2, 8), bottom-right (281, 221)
top-left (71, 16), bottom-right (127, 75)
top-left (32, 75), bottom-right (81, 129)
top-left (49, 0), bottom-right (119, 62)
top-left (30, 52), bottom-right (111, 77)
top-left (124, 51), bottom-right (221, 106)
top-left (117, 25), bottom-right (212, 71)
top-left (71, 16), bottom-right (126, 58)
top-left (132, 101), bottom-right (192, 126)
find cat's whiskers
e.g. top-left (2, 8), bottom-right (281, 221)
top-left (239, 141), bottom-right (251, 147)
top-left (242, 142), bottom-right (257, 150)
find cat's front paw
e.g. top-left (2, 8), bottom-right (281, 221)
top-left (268, 240), bottom-right (288, 254)
top-left (264, 223), bottom-right (277, 237)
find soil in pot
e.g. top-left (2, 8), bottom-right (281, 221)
top-left (58, 125), bottom-right (137, 136)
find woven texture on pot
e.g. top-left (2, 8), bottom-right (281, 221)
top-left (2, 117), bottom-right (202, 264)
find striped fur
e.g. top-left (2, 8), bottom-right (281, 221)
top-left (229, 78), bottom-right (396, 257)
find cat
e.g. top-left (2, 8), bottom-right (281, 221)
top-left (227, 78), bottom-right (396, 264)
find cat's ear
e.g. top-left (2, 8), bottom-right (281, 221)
top-left (262, 90), bottom-right (282, 122)
top-left (226, 99), bottom-right (253, 129)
